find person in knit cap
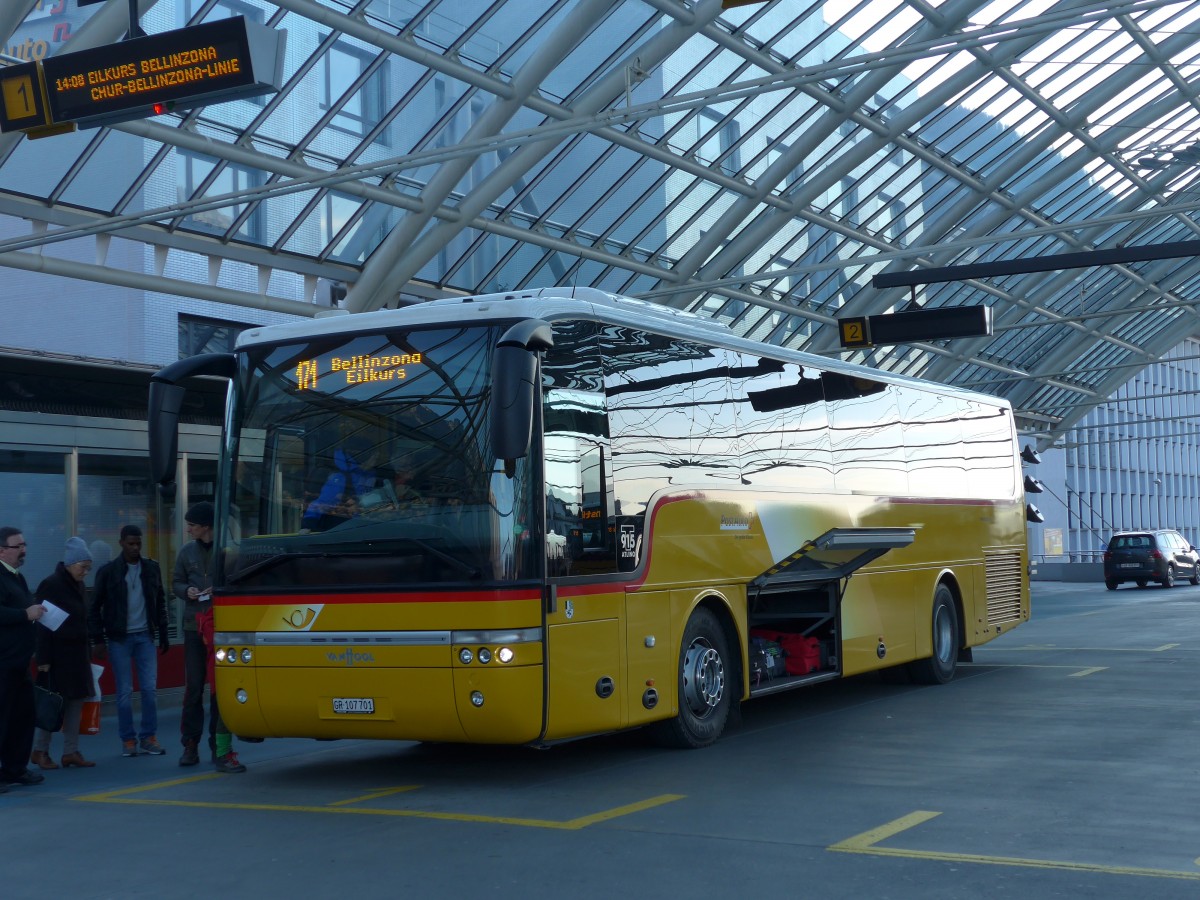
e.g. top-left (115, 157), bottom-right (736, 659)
top-left (89, 524), bottom-right (169, 758)
top-left (173, 501), bottom-right (245, 773)
top-left (30, 537), bottom-right (96, 770)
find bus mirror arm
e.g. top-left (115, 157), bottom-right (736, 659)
top-left (491, 320), bottom-right (554, 468)
top-left (148, 353), bottom-right (237, 500)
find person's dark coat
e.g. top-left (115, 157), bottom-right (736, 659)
top-left (0, 566), bottom-right (36, 669)
top-left (89, 555), bottom-right (168, 645)
top-left (34, 564), bottom-right (93, 700)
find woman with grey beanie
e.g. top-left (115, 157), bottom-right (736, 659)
top-left (30, 537), bottom-right (97, 769)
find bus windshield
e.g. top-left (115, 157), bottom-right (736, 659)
top-left (221, 324), bottom-right (537, 590)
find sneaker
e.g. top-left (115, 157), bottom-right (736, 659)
top-left (122, 740), bottom-right (139, 758)
top-left (179, 740), bottom-right (199, 767)
top-left (139, 737), bottom-right (166, 756)
top-left (214, 751), bottom-right (247, 774)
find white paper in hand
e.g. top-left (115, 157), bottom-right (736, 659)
top-left (38, 600), bottom-right (69, 632)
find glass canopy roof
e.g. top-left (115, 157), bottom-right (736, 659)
top-left (4, 0), bottom-right (1200, 448)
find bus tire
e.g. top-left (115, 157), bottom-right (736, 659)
top-left (908, 584), bottom-right (959, 685)
top-left (655, 606), bottom-right (731, 749)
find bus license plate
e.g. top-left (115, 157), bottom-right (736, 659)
top-left (333, 698), bottom-right (374, 714)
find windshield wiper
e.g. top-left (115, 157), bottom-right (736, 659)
top-left (226, 551), bottom-right (335, 585)
top-left (379, 537), bottom-right (481, 579)
top-left (226, 539), bottom-right (481, 584)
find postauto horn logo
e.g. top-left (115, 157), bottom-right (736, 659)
top-left (282, 605), bottom-right (323, 630)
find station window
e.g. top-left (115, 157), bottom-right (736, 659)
top-left (179, 314), bottom-right (250, 358)
top-left (177, 151), bottom-right (266, 241)
top-left (182, 0), bottom-right (265, 26)
top-left (319, 39), bottom-right (390, 144)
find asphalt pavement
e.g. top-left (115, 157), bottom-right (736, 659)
top-left (7, 578), bottom-right (1200, 900)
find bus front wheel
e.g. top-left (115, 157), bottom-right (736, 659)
top-left (908, 584), bottom-right (959, 685)
top-left (655, 606), bottom-right (731, 749)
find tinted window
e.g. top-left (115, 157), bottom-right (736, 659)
top-left (733, 353), bottom-right (834, 491)
top-left (900, 386), bottom-right (967, 498)
top-left (960, 399), bottom-right (1016, 498)
top-left (542, 321), bottom-right (616, 577)
top-left (825, 374), bottom-right (907, 496)
top-left (601, 326), bottom-right (737, 570)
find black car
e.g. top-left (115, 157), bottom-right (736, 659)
top-left (1103, 529), bottom-right (1200, 590)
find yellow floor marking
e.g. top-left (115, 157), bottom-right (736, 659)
top-left (963, 663), bottom-right (1107, 675)
top-left (831, 811), bottom-right (1200, 881)
top-left (1007, 644), bottom-right (1180, 652)
top-left (328, 786), bottom-right (419, 806)
top-left (75, 775), bottom-right (684, 830)
top-left (830, 810), bottom-right (941, 850)
top-left (76, 773), bottom-right (222, 801)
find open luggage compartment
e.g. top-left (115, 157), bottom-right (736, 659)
top-left (746, 527), bottom-right (915, 697)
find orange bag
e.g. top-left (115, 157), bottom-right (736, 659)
top-left (80, 700), bottom-right (101, 736)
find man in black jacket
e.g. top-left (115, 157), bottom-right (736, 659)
top-left (0, 526), bottom-right (46, 789)
top-left (89, 525), bottom-right (170, 758)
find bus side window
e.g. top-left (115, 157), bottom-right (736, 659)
top-left (543, 321), bottom-right (616, 577)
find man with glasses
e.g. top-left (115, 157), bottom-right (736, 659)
top-left (0, 526), bottom-right (47, 791)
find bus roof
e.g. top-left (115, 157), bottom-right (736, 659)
top-left (235, 286), bottom-right (1010, 410)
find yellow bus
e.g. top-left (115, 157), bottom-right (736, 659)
top-left (149, 287), bottom-right (1030, 749)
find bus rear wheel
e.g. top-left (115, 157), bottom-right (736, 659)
top-left (908, 584), bottom-right (959, 685)
top-left (654, 606), bottom-right (731, 749)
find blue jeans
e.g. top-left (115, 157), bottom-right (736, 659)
top-left (109, 632), bottom-right (158, 744)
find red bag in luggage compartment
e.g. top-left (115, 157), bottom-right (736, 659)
top-left (779, 634), bottom-right (821, 675)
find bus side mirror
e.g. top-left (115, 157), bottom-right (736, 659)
top-left (491, 319), bottom-right (554, 467)
top-left (148, 353), bottom-right (237, 500)
top-left (149, 381), bottom-right (187, 500)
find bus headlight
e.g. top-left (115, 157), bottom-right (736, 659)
top-left (236, 689), bottom-right (248, 704)
top-left (477, 648), bottom-right (492, 664)
top-left (497, 647), bottom-right (514, 664)
top-left (240, 648), bottom-right (253, 664)
top-left (215, 648), bottom-right (227, 663)
top-left (470, 691), bottom-right (484, 707)
top-left (458, 648), bottom-right (473, 664)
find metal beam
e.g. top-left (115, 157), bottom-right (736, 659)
top-left (0, 248), bottom-right (318, 317)
top-left (873, 239), bottom-right (1200, 288)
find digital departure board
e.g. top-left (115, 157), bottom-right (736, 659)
top-left (0, 16), bottom-right (285, 136)
top-left (296, 353), bottom-right (426, 390)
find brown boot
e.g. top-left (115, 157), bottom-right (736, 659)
top-left (30, 750), bottom-right (59, 770)
top-left (179, 739), bottom-right (199, 766)
top-left (60, 751), bottom-right (95, 768)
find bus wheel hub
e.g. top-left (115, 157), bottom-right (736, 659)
top-left (682, 641), bottom-right (724, 716)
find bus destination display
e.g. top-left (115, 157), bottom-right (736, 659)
top-left (296, 353), bottom-right (425, 390)
top-left (18, 16), bottom-right (284, 132)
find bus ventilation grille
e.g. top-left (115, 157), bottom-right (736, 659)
top-left (984, 550), bottom-right (1023, 625)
